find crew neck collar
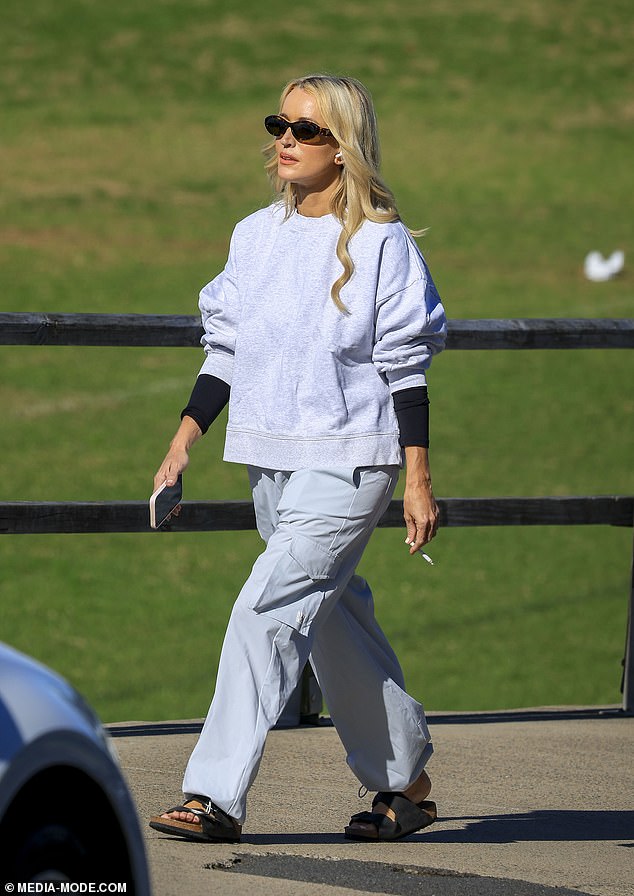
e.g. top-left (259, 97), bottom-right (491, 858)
top-left (288, 209), bottom-right (339, 230)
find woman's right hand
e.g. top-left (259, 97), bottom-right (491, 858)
top-left (153, 445), bottom-right (189, 492)
top-left (153, 416), bottom-right (202, 491)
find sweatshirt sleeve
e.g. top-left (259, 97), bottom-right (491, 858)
top-left (198, 228), bottom-right (241, 386)
top-left (372, 227), bottom-right (447, 394)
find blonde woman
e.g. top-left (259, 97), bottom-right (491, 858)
top-left (150, 74), bottom-right (446, 843)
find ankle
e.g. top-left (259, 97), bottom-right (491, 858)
top-left (403, 769), bottom-right (431, 804)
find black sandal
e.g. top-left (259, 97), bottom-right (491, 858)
top-left (344, 791), bottom-right (437, 841)
top-left (149, 796), bottom-right (241, 843)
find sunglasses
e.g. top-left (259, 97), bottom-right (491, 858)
top-left (264, 114), bottom-right (333, 144)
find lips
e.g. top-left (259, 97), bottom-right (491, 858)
top-left (279, 152), bottom-right (298, 163)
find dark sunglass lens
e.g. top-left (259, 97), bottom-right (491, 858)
top-left (264, 116), bottom-right (324, 142)
top-left (264, 115), bottom-right (285, 137)
top-left (293, 121), bottom-right (319, 142)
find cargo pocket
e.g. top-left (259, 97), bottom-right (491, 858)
top-left (288, 532), bottom-right (341, 581)
top-left (247, 532), bottom-right (343, 635)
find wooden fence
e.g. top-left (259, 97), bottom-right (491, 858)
top-left (1, 313), bottom-right (633, 713)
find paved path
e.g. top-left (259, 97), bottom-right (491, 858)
top-left (109, 708), bottom-right (633, 896)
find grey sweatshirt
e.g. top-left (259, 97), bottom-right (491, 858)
top-left (198, 203), bottom-right (447, 470)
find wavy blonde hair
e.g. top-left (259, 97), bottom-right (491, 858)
top-left (263, 74), bottom-right (415, 313)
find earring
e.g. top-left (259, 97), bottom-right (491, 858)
top-left (334, 152), bottom-right (343, 163)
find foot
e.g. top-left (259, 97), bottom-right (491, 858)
top-left (149, 796), bottom-right (241, 843)
top-left (160, 798), bottom-right (206, 825)
top-left (345, 770), bottom-right (433, 840)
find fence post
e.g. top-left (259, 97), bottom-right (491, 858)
top-left (276, 664), bottom-right (323, 727)
top-left (623, 523), bottom-right (634, 714)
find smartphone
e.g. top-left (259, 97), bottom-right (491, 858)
top-left (149, 475), bottom-right (182, 529)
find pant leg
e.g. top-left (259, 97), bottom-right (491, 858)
top-left (309, 573), bottom-right (433, 793)
top-left (182, 465), bottom-right (398, 823)
top-left (182, 468), bottom-right (298, 823)
top-left (182, 596), bottom-right (310, 823)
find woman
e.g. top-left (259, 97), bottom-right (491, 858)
top-left (149, 73), bottom-right (446, 843)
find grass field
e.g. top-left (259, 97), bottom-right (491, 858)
top-left (1, 0), bottom-right (633, 722)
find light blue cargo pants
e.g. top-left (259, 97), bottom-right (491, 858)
top-left (182, 465), bottom-right (433, 823)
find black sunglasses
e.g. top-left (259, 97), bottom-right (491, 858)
top-left (264, 114), bottom-right (333, 144)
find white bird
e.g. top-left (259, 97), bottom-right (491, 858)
top-left (583, 250), bottom-right (625, 282)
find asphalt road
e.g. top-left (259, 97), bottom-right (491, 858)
top-left (110, 707), bottom-right (633, 896)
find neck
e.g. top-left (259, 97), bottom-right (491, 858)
top-left (295, 185), bottom-right (336, 218)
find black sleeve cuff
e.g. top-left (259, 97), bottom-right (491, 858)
top-left (181, 374), bottom-right (230, 435)
top-left (392, 386), bottom-right (430, 448)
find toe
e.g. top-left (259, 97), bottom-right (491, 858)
top-left (162, 810), bottom-right (200, 825)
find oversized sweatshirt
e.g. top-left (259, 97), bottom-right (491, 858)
top-left (198, 203), bottom-right (447, 470)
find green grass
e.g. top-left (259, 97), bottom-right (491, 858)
top-left (1, 0), bottom-right (633, 721)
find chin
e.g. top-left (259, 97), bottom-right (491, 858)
top-left (277, 165), bottom-right (297, 183)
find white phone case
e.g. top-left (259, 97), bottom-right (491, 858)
top-left (149, 476), bottom-right (182, 529)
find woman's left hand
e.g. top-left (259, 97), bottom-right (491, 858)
top-left (403, 446), bottom-right (439, 553)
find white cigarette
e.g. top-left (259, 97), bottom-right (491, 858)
top-left (405, 539), bottom-right (434, 565)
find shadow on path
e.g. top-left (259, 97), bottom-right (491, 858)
top-left (242, 810), bottom-right (634, 846)
top-left (424, 809), bottom-right (634, 844)
top-left (106, 707), bottom-right (628, 738)
top-left (216, 854), bottom-right (596, 896)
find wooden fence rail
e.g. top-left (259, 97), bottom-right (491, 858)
top-left (1, 495), bottom-right (632, 714)
top-left (1, 312), bottom-right (634, 349)
top-left (2, 315), bottom-right (633, 713)
top-left (1, 495), bottom-right (632, 535)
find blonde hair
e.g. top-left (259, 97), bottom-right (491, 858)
top-left (263, 74), bottom-right (413, 313)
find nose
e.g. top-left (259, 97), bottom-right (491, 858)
top-left (280, 125), bottom-right (296, 147)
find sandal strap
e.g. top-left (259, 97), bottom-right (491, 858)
top-left (351, 808), bottom-right (399, 837)
top-left (372, 790), bottom-right (403, 809)
top-left (187, 795), bottom-right (241, 836)
top-left (349, 791), bottom-right (436, 838)
top-left (349, 810), bottom-right (385, 825)
top-left (163, 797), bottom-right (240, 835)
top-left (349, 791), bottom-right (409, 823)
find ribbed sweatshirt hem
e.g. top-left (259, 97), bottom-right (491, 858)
top-left (223, 428), bottom-right (404, 470)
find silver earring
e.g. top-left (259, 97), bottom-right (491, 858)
top-left (334, 152), bottom-right (343, 163)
